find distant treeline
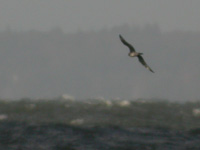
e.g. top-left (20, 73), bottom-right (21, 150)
top-left (0, 24), bottom-right (200, 99)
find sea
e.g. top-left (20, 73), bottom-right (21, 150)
top-left (0, 98), bottom-right (200, 150)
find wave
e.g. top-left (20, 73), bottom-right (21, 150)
top-left (0, 99), bottom-right (200, 130)
top-left (0, 121), bottom-right (200, 150)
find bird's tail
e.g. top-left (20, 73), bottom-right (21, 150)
top-left (139, 53), bottom-right (143, 55)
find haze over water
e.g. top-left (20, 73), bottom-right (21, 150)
top-left (0, 0), bottom-right (200, 101)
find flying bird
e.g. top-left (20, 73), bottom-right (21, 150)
top-left (119, 34), bottom-right (154, 73)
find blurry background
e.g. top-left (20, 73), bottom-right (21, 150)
top-left (0, 0), bottom-right (200, 101)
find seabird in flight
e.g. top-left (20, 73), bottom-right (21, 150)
top-left (119, 34), bottom-right (154, 73)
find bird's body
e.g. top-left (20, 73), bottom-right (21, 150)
top-left (128, 52), bottom-right (141, 57)
top-left (119, 34), bottom-right (154, 73)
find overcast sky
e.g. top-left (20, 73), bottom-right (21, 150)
top-left (0, 0), bottom-right (200, 33)
top-left (0, 0), bottom-right (200, 101)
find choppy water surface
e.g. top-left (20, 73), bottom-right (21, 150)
top-left (0, 99), bottom-right (200, 150)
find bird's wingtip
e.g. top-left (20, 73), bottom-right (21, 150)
top-left (147, 66), bottom-right (154, 73)
top-left (150, 69), bottom-right (155, 73)
top-left (119, 34), bottom-right (124, 40)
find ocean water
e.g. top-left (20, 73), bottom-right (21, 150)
top-left (0, 99), bottom-right (200, 150)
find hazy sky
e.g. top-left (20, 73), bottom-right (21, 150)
top-left (0, 0), bottom-right (200, 33)
top-left (0, 0), bottom-right (200, 101)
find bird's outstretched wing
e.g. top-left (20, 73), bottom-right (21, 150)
top-left (119, 35), bottom-right (135, 52)
top-left (137, 55), bottom-right (154, 73)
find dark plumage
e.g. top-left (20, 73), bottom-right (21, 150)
top-left (119, 34), bottom-right (154, 73)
